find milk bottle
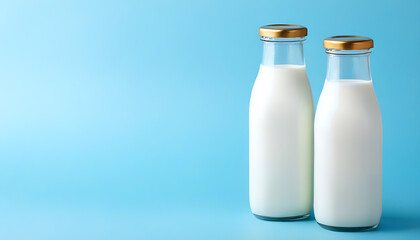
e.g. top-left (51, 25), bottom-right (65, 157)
top-left (249, 24), bottom-right (314, 220)
top-left (314, 36), bottom-right (382, 231)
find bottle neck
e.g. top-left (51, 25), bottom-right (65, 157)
top-left (326, 49), bottom-right (372, 81)
top-left (261, 37), bottom-right (305, 66)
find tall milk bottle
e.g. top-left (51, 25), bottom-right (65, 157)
top-left (249, 24), bottom-right (314, 221)
top-left (314, 36), bottom-right (382, 231)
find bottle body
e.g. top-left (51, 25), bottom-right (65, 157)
top-left (314, 49), bottom-right (382, 229)
top-left (249, 38), bottom-right (314, 219)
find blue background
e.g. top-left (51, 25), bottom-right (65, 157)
top-left (0, 0), bottom-right (419, 239)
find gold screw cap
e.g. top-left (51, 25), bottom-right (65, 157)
top-left (259, 24), bottom-right (307, 38)
top-left (323, 35), bottom-right (374, 50)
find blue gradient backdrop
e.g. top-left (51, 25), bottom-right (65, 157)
top-left (0, 0), bottom-right (419, 239)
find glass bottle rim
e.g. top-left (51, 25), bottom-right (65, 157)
top-left (326, 49), bottom-right (371, 55)
top-left (261, 36), bottom-right (306, 42)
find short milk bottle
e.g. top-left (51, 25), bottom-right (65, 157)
top-left (314, 36), bottom-right (382, 231)
top-left (249, 24), bottom-right (314, 220)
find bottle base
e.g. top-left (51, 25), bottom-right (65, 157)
top-left (253, 213), bottom-right (310, 221)
top-left (317, 222), bottom-right (378, 232)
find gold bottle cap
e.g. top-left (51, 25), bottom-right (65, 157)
top-left (259, 24), bottom-right (307, 38)
top-left (323, 35), bottom-right (374, 50)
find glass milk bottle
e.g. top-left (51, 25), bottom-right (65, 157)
top-left (314, 36), bottom-right (382, 231)
top-left (249, 24), bottom-right (314, 221)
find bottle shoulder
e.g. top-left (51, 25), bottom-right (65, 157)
top-left (315, 80), bottom-right (382, 126)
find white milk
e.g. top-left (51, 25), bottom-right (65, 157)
top-left (249, 64), bottom-right (314, 218)
top-left (314, 80), bottom-right (382, 227)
